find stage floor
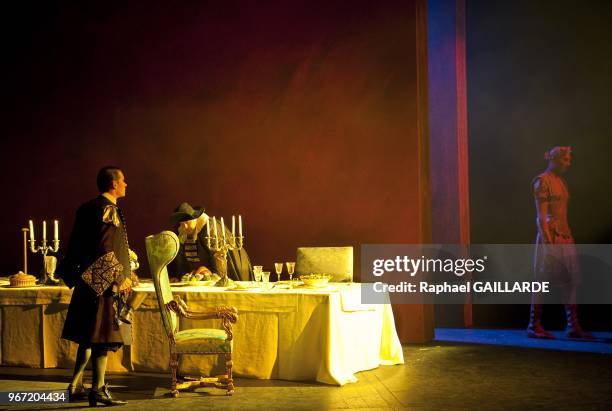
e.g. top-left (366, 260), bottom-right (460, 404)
top-left (435, 328), bottom-right (612, 354)
top-left (1, 335), bottom-right (611, 410)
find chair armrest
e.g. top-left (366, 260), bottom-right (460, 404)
top-left (166, 296), bottom-right (238, 340)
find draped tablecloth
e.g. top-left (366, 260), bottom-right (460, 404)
top-left (0, 279), bottom-right (403, 385)
top-left (0, 279), bottom-right (129, 372)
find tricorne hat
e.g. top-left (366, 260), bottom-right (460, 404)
top-left (170, 202), bottom-right (205, 226)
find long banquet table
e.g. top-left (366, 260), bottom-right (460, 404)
top-left (0, 278), bottom-right (403, 385)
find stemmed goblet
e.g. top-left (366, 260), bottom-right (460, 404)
top-left (274, 262), bottom-right (283, 282)
top-left (286, 262), bottom-right (295, 288)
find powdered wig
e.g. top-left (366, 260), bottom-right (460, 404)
top-left (544, 146), bottom-right (571, 161)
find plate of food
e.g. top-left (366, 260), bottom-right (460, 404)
top-left (299, 274), bottom-right (332, 288)
top-left (179, 272), bottom-right (220, 286)
top-left (193, 280), bottom-right (217, 287)
top-left (272, 280), bottom-right (302, 289)
top-left (226, 282), bottom-right (251, 291)
top-left (227, 281), bottom-right (266, 291)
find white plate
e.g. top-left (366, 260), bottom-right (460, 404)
top-left (225, 286), bottom-right (260, 292)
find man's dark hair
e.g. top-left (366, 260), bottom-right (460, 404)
top-left (96, 166), bottom-right (122, 193)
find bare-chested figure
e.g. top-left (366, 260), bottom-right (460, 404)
top-left (527, 146), bottom-right (593, 339)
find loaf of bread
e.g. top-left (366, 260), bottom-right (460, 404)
top-left (9, 271), bottom-right (37, 287)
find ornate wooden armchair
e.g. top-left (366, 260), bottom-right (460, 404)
top-left (145, 230), bottom-right (238, 397)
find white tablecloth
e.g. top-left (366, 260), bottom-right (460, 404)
top-left (0, 279), bottom-right (403, 385)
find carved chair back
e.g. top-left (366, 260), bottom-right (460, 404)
top-left (145, 230), bottom-right (180, 338)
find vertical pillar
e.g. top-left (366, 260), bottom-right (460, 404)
top-left (392, 0), bottom-right (436, 344)
top-left (427, 0), bottom-right (471, 327)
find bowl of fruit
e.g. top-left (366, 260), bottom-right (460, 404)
top-left (299, 274), bottom-right (332, 288)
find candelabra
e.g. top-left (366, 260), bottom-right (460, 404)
top-left (205, 215), bottom-right (243, 287)
top-left (28, 220), bottom-right (60, 285)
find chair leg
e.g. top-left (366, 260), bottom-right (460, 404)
top-left (170, 353), bottom-right (179, 398)
top-left (225, 352), bottom-right (234, 396)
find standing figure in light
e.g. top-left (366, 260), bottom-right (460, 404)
top-left (56, 166), bottom-right (131, 406)
top-left (527, 147), bottom-right (593, 340)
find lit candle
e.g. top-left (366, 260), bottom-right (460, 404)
top-left (54, 220), bottom-right (58, 241)
top-left (212, 217), bottom-right (218, 239)
top-left (232, 215), bottom-right (236, 236)
top-left (239, 215), bottom-right (242, 236)
top-left (206, 217), bottom-right (211, 237)
top-left (42, 220), bottom-right (47, 241)
top-left (220, 217), bottom-right (226, 240)
top-left (29, 220), bottom-right (35, 241)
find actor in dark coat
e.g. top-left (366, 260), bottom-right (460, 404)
top-left (56, 166), bottom-right (129, 406)
top-left (60, 195), bottom-right (131, 347)
top-left (167, 202), bottom-right (254, 282)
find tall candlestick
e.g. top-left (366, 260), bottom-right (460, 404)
top-left (206, 217), bottom-right (211, 237)
top-left (204, 211), bottom-right (245, 288)
top-left (239, 215), bottom-right (242, 236)
top-left (42, 221), bottom-right (47, 242)
top-left (54, 220), bottom-right (58, 241)
top-left (29, 220), bottom-right (35, 241)
top-left (22, 228), bottom-right (28, 274)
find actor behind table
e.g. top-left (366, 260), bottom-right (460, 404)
top-left (56, 166), bottom-right (131, 406)
top-left (167, 202), bottom-right (254, 282)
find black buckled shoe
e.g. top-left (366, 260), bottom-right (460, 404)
top-left (68, 383), bottom-right (87, 402)
top-left (88, 384), bottom-right (127, 407)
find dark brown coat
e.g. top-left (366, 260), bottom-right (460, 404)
top-left (57, 195), bottom-right (131, 350)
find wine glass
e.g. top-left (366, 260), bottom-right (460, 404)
top-left (253, 265), bottom-right (263, 284)
top-left (274, 262), bottom-right (283, 282)
top-left (286, 262), bottom-right (295, 287)
top-left (262, 271), bottom-right (271, 289)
